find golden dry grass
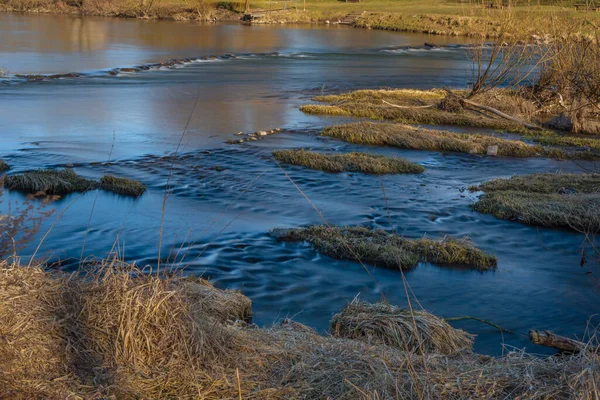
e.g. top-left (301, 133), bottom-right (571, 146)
top-left (331, 299), bottom-right (474, 355)
top-left (0, 259), bottom-right (598, 399)
top-left (273, 149), bottom-right (424, 174)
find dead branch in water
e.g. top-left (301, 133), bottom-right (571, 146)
top-left (529, 330), bottom-right (591, 353)
top-left (443, 88), bottom-right (542, 131)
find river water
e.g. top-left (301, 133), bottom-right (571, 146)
top-left (1, 13), bottom-right (598, 356)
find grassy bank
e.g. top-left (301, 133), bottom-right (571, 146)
top-left (2, 0), bottom-right (598, 36)
top-left (273, 149), bottom-right (424, 174)
top-left (273, 225), bottom-right (497, 270)
top-left (471, 173), bottom-right (600, 232)
top-left (321, 122), bottom-right (600, 160)
top-left (1, 258), bottom-right (597, 399)
top-left (302, 88), bottom-right (600, 137)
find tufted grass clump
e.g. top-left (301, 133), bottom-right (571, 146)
top-left (99, 175), bottom-right (146, 197)
top-left (272, 225), bottom-right (497, 271)
top-left (331, 299), bottom-right (474, 355)
top-left (4, 169), bottom-right (96, 195)
top-left (471, 173), bottom-right (600, 232)
top-left (273, 149), bottom-right (424, 174)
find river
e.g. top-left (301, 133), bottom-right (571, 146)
top-left (0, 13), bottom-right (598, 356)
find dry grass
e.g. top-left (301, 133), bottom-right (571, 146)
top-left (177, 275), bottom-right (252, 323)
top-left (472, 173), bottom-right (600, 232)
top-left (273, 149), bottom-right (424, 174)
top-left (331, 299), bottom-right (474, 355)
top-left (322, 122), bottom-right (600, 160)
top-left (304, 87), bottom-right (600, 136)
top-left (0, 160), bottom-right (9, 172)
top-left (302, 88), bottom-right (533, 133)
top-left (471, 172), bottom-right (600, 194)
top-left (533, 135), bottom-right (600, 150)
top-left (0, 259), bottom-right (236, 399)
top-left (4, 169), bottom-right (96, 195)
top-left (273, 225), bottom-right (497, 270)
top-left (99, 175), bottom-right (146, 197)
top-left (0, 258), bottom-right (598, 399)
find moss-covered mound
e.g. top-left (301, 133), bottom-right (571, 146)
top-left (273, 225), bottom-right (497, 270)
top-left (100, 175), bottom-right (146, 197)
top-left (4, 169), bottom-right (96, 195)
top-left (273, 149), bottom-right (424, 174)
top-left (471, 173), bottom-right (600, 231)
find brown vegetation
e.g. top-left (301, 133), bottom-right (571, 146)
top-left (331, 299), bottom-right (474, 355)
top-left (0, 183), bottom-right (53, 259)
top-left (0, 259), bottom-right (598, 399)
top-left (321, 122), bottom-right (599, 160)
top-left (273, 149), bottom-right (424, 174)
top-left (471, 173), bottom-right (600, 232)
top-left (303, 84), bottom-right (600, 136)
top-left (273, 225), bottom-right (497, 270)
top-left (0, 160), bottom-right (9, 172)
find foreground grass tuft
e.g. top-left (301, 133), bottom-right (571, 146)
top-left (273, 225), bottom-right (497, 270)
top-left (472, 173), bottom-right (600, 232)
top-left (322, 122), bottom-right (598, 160)
top-left (4, 169), bottom-right (96, 195)
top-left (0, 258), bottom-right (598, 399)
top-left (0, 160), bottom-right (9, 172)
top-left (273, 149), bottom-right (424, 174)
top-left (331, 299), bottom-right (474, 355)
top-left (100, 175), bottom-right (146, 197)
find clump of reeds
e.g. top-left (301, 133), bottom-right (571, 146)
top-left (0, 160), bottom-right (9, 172)
top-left (273, 225), bottom-right (497, 270)
top-left (321, 122), bottom-right (598, 160)
top-left (99, 175), bottom-right (146, 197)
top-left (273, 149), bottom-right (424, 174)
top-left (331, 298), bottom-right (474, 355)
top-left (0, 259), bottom-right (236, 399)
top-left (4, 169), bottom-right (96, 195)
top-left (471, 173), bottom-right (600, 232)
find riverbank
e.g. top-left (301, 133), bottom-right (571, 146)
top-left (1, 259), bottom-right (597, 399)
top-left (2, 0), bottom-right (599, 38)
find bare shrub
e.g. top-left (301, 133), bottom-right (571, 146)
top-left (0, 179), bottom-right (54, 260)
